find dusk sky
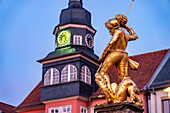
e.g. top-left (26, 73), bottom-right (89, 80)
top-left (0, 0), bottom-right (170, 106)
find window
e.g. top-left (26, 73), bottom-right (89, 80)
top-left (80, 106), bottom-right (88, 113)
top-left (73, 35), bottom-right (82, 45)
top-left (62, 105), bottom-right (72, 113)
top-left (162, 99), bottom-right (170, 113)
top-left (61, 65), bottom-right (77, 83)
top-left (44, 68), bottom-right (60, 86)
top-left (91, 107), bottom-right (97, 113)
top-left (49, 105), bottom-right (72, 113)
top-left (81, 66), bottom-right (91, 84)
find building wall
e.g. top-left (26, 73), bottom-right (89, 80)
top-left (20, 109), bottom-right (45, 113)
top-left (45, 99), bottom-right (88, 113)
top-left (140, 94), bottom-right (147, 113)
top-left (89, 99), bottom-right (106, 113)
top-left (151, 89), bottom-right (169, 113)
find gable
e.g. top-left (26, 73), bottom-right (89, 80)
top-left (150, 56), bottom-right (170, 89)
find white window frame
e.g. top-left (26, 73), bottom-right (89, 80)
top-left (44, 68), bottom-right (60, 86)
top-left (49, 105), bottom-right (72, 113)
top-left (162, 99), bottom-right (170, 113)
top-left (62, 105), bottom-right (72, 113)
top-left (91, 107), bottom-right (97, 113)
top-left (49, 106), bottom-right (60, 113)
top-left (73, 35), bottom-right (82, 45)
top-left (81, 66), bottom-right (91, 85)
top-left (80, 106), bottom-right (88, 113)
top-left (61, 64), bottom-right (77, 83)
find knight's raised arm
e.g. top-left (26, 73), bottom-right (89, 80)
top-left (124, 24), bottom-right (138, 41)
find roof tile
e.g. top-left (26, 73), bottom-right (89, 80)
top-left (0, 102), bottom-right (16, 113)
top-left (16, 81), bottom-right (43, 110)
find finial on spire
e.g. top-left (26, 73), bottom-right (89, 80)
top-left (69, 0), bottom-right (83, 8)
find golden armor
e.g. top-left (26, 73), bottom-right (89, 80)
top-left (95, 14), bottom-right (143, 107)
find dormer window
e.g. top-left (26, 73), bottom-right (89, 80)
top-left (44, 68), bottom-right (60, 86)
top-left (73, 35), bottom-right (82, 45)
top-left (61, 64), bottom-right (77, 83)
top-left (80, 66), bottom-right (91, 84)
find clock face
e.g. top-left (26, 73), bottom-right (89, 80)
top-left (85, 34), bottom-right (93, 48)
top-left (57, 30), bottom-right (71, 45)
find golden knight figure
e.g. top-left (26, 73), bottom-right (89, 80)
top-left (95, 14), bottom-right (143, 108)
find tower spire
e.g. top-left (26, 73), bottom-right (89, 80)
top-left (69, 0), bottom-right (82, 8)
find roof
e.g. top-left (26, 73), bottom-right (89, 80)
top-left (58, 5), bottom-right (92, 27)
top-left (37, 45), bottom-right (99, 63)
top-left (150, 53), bottom-right (170, 89)
top-left (0, 102), bottom-right (16, 113)
top-left (15, 82), bottom-right (44, 111)
top-left (91, 49), bottom-right (169, 98)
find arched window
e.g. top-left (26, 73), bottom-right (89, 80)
top-left (80, 66), bottom-right (91, 84)
top-left (61, 65), bottom-right (77, 83)
top-left (44, 68), bottom-right (60, 86)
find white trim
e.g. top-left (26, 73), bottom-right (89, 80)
top-left (40, 54), bottom-right (100, 66)
top-left (42, 95), bottom-right (88, 104)
top-left (85, 67), bottom-right (87, 83)
top-left (50, 69), bottom-right (53, 85)
top-left (80, 106), bottom-right (88, 113)
top-left (68, 65), bottom-right (71, 82)
top-left (144, 49), bottom-right (170, 89)
top-left (54, 24), bottom-right (96, 35)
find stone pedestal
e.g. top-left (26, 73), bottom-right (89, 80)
top-left (94, 102), bottom-right (144, 113)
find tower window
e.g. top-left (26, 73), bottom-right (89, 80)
top-left (44, 68), bottom-right (60, 86)
top-left (80, 66), bottom-right (91, 84)
top-left (61, 65), bottom-right (77, 83)
top-left (73, 35), bottom-right (82, 45)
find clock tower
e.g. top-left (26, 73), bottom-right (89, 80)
top-left (54, 0), bottom-right (96, 50)
top-left (38, 0), bottom-right (99, 106)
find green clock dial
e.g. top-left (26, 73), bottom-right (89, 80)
top-left (57, 30), bottom-right (71, 45)
top-left (85, 34), bottom-right (93, 48)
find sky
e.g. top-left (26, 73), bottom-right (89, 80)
top-left (0, 0), bottom-right (170, 106)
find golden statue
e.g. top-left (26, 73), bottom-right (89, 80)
top-left (95, 14), bottom-right (143, 108)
